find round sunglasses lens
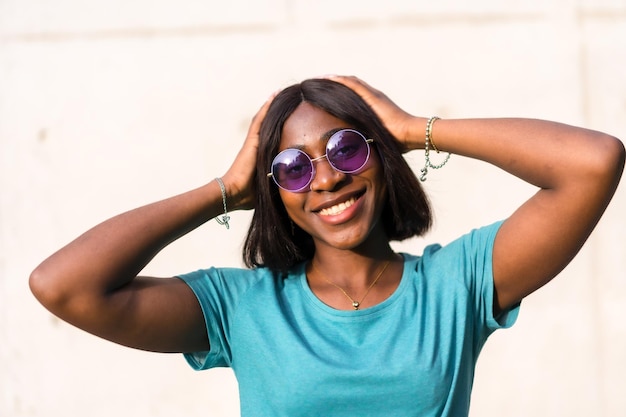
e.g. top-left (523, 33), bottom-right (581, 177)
top-left (326, 130), bottom-right (370, 173)
top-left (271, 149), bottom-right (314, 191)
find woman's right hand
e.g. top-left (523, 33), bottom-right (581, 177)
top-left (221, 92), bottom-right (278, 211)
top-left (29, 90), bottom-right (280, 354)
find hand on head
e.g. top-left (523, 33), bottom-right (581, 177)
top-left (325, 75), bottom-right (420, 152)
top-left (221, 90), bottom-right (279, 211)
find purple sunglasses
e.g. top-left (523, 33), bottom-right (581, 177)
top-left (267, 129), bottom-right (374, 192)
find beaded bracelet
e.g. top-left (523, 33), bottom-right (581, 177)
top-left (420, 116), bottom-right (451, 182)
top-left (214, 177), bottom-right (230, 229)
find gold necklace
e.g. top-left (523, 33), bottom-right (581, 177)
top-left (312, 260), bottom-right (391, 310)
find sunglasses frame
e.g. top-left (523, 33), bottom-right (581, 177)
top-left (267, 128), bottom-right (374, 193)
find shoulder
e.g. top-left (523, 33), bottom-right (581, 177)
top-left (178, 265), bottom-right (274, 283)
top-left (402, 221), bottom-right (516, 331)
top-left (177, 266), bottom-right (282, 304)
top-left (402, 221), bottom-right (504, 289)
top-left (424, 221), bottom-right (504, 264)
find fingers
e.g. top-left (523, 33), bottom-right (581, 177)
top-left (325, 75), bottom-right (381, 99)
top-left (325, 75), bottom-right (366, 89)
top-left (323, 75), bottom-right (416, 151)
top-left (246, 90), bottom-right (280, 139)
top-left (223, 90), bottom-right (280, 210)
top-left (324, 75), bottom-right (392, 113)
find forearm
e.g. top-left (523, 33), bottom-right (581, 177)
top-left (405, 116), bottom-right (624, 191)
top-left (30, 179), bottom-right (226, 302)
top-left (326, 75), bottom-right (622, 189)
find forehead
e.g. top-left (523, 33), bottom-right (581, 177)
top-left (280, 102), bottom-right (352, 151)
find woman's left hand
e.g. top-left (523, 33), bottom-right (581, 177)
top-left (327, 75), bottom-right (424, 151)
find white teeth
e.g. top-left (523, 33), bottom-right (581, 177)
top-left (319, 197), bottom-right (357, 216)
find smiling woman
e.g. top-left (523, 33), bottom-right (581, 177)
top-left (29, 76), bottom-right (625, 417)
top-left (247, 80), bottom-right (432, 272)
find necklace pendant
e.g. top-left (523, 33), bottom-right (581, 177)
top-left (352, 301), bottom-right (360, 310)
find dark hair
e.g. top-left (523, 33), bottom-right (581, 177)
top-left (243, 78), bottom-right (432, 272)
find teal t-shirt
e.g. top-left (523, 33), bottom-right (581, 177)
top-left (178, 221), bottom-right (518, 417)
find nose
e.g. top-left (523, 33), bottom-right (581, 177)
top-left (309, 156), bottom-right (346, 192)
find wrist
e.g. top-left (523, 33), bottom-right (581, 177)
top-left (419, 116), bottom-right (452, 182)
top-left (219, 173), bottom-right (254, 212)
top-left (403, 116), bottom-right (429, 151)
top-left (213, 177), bottom-right (231, 229)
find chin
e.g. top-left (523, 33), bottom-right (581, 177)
top-left (316, 224), bottom-right (375, 251)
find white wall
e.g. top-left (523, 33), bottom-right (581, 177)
top-left (1, 1), bottom-right (625, 416)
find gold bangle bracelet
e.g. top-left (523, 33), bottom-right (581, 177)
top-left (420, 116), bottom-right (451, 182)
top-left (426, 116), bottom-right (441, 153)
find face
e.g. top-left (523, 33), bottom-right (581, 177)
top-left (276, 102), bottom-right (388, 251)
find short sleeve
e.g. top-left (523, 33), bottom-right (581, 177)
top-left (177, 267), bottom-right (263, 370)
top-left (426, 221), bottom-right (520, 341)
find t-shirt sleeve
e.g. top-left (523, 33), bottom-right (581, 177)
top-left (177, 267), bottom-right (258, 370)
top-left (427, 221), bottom-right (520, 339)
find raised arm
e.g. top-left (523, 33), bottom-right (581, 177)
top-left (29, 94), bottom-right (275, 353)
top-left (331, 76), bottom-right (625, 315)
top-left (424, 118), bottom-right (623, 314)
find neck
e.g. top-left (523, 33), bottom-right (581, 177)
top-left (309, 241), bottom-right (401, 290)
top-left (310, 226), bottom-right (397, 285)
top-left (312, 250), bottom-right (395, 281)
top-left (306, 249), bottom-right (403, 311)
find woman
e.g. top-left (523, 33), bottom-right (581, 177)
top-left (30, 76), bottom-right (625, 416)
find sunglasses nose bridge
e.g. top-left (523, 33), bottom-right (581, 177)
top-left (310, 153), bottom-right (328, 165)
top-left (308, 153), bottom-right (346, 191)
top-left (311, 152), bottom-right (343, 177)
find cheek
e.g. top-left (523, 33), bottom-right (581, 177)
top-left (279, 191), bottom-right (305, 219)
top-left (367, 153), bottom-right (386, 191)
top-left (361, 144), bottom-right (384, 177)
top-left (369, 162), bottom-right (388, 213)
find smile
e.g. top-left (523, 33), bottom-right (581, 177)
top-left (318, 196), bottom-right (357, 216)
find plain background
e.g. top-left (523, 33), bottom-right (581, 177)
top-left (1, 1), bottom-right (625, 416)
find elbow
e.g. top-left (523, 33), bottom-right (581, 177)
top-left (29, 265), bottom-right (53, 308)
top-left (29, 263), bottom-right (68, 315)
top-left (587, 134), bottom-right (625, 187)
top-left (613, 136), bottom-right (626, 173)
top-left (602, 135), bottom-right (625, 183)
